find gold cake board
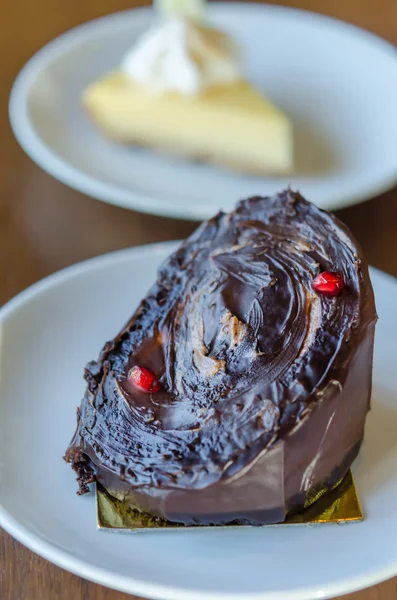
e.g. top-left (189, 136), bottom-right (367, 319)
top-left (96, 470), bottom-right (362, 531)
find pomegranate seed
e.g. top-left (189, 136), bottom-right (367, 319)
top-left (128, 366), bottom-right (160, 393)
top-left (312, 271), bottom-right (344, 297)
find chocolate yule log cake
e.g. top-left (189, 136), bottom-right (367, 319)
top-left (65, 190), bottom-right (377, 525)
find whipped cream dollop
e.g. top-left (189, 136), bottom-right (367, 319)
top-left (121, 17), bottom-right (241, 96)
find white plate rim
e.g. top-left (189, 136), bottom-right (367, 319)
top-left (8, 3), bottom-right (397, 221)
top-left (0, 242), bottom-right (397, 600)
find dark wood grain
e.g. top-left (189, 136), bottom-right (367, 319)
top-left (1, 0), bottom-right (397, 598)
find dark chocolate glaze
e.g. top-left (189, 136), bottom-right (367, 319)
top-left (65, 190), bottom-right (377, 524)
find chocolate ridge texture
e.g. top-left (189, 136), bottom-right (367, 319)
top-left (65, 190), bottom-right (377, 525)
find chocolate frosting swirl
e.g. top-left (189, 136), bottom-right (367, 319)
top-left (68, 190), bottom-right (373, 494)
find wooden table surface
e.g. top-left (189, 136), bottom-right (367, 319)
top-left (1, 0), bottom-right (397, 598)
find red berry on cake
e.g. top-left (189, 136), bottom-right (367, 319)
top-left (128, 366), bottom-right (160, 393)
top-left (312, 271), bottom-right (344, 297)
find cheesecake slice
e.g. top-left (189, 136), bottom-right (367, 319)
top-left (83, 9), bottom-right (293, 175)
top-left (84, 73), bottom-right (292, 174)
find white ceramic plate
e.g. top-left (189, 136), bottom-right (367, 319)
top-left (9, 4), bottom-right (397, 220)
top-left (0, 242), bottom-right (396, 600)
